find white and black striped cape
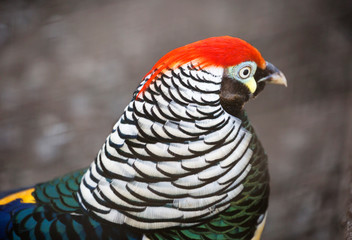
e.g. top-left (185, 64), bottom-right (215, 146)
top-left (78, 62), bottom-right (260, 230)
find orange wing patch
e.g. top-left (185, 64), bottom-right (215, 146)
top-left (0, 188), bottom-right (36, 205)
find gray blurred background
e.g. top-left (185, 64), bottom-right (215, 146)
top-left (0, 0), bottom-right (351, 239)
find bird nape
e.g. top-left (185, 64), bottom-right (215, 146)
top-left (0, 36), bottom-right (286, 240)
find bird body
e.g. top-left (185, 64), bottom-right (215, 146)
top-left (0, 36), bottom-right (286, 240)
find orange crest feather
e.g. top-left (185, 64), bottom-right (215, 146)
top-left (137, 36), bottom-right (266, 98)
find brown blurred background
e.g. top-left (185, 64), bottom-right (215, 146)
top-left (0, 0), bottom-right (351, 239)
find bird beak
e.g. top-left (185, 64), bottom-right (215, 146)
top-left (257, 61), bottom-right (287, 87)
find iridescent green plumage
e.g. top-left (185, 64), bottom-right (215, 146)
top-left (2, 170), bottom-right (142, 240)
top-left (33, 169), bottom-right (84, 213)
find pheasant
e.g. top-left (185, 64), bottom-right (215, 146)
top-left (0, 36), bottom-right (286, 240)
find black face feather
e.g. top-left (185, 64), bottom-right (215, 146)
top-left (219, 75), bottom-right (251, 115)
top-left (253, 67), bottom-right (268, 97)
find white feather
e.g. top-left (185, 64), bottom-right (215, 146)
top-left (133, 100), bottom-right (145, 115)
top-left (173, 174), bottom-right (204, 188)
top-left (168, 142), bottom-right (194, 157)
top-left (151, 121), bottom-right (172, 139)
top-left (159, 83), bottom-right (172, 99)
top-left (224, 184), bottom-right (244, 200)
top-left (173, 194), bottom-right (226, 210)
top-left (150, 105), bottom-right (168, 122)
top-left (177, 87), bottom-right (193, 103)
top-left (112, 118), bottom-right (121, 131)
top-left (137, 117), bottom-right (155, 137)
top-left (218, 149), bottom-right (253, 185)
top-left (110, 131), bottom-right (125, 147)
top-left (148, 181), bottom-right (189, 197)
top-left (164, 120), bottom-right (193, 138)
top-left (127, 182), bottom-right (171, 201)
top-left (110, 180), bottom-right (145, 204)
top-left (203, 120), bottom-right (235, 144)
top-left (95, 209), bottom-right (125, 224)
top-left (181, 156), bottom-right (210, 170)
top-left (168, 88), bottom-right (189, 105)
top-left (191, 91), bottom-right (206, 104)
top-left (198, 163), bottom-right (226, 181)
top-left (98, 178), bottom-right (145, 210)
top-left (145, 142), bottom-right (174, 158)
top-left (204, 140), bottom-right (237, 162)
top-left (82, 168), bottom-right (98, 188)
top-left (187, 181), bottom-right (223, 197)
top-left (155, 99), bottom-right (178, 120)
top-left (143, 102), bottom-right (154, 117)
top-left (187, 73), bottom-right (220, 93)
top-left (196, 66), bottom-right (223, 81)
top-left (168, 101), bottom-right (190, 120)
top-left (100, 151), bottom-right (136, 179)
top-left (222, 123), bottom-right (243, 145)
top-left (195, 114), bottom-right (226, 129)
top-left (124, 109), bottom-right (134, 122)
top-left (188, 139), bottom-right (213, 153)
top-left (142, 90), bottom-right (153, 103)
top-left (79, 179), bottom-right (110, 212)
top-left (133, 160), bottom-right (169, 179)
top-left (201, 93), bottom-right (219, 104)
top-left (126, 206), bottom-right (183, 220)
top-left (186, 104), bottom-right (207, 119)
top-left (105, 139), bottom-right (121, 159)
top-left (157, 161), bottom-right (190, 176)
top-left (224, 164), bottom-right (252, 190)
top-left (196, 105), bottom-right (222, 115)
top-left (178, 120), bottom-right (207, 135)
top-left (118, 142), bottom-right (134, 156)
top-left (87, 162), bottom-right (101, 185)
top-left (129, 147), bottom-right (150, 158)
top-left (220, 132), bottom-right (252, 168)
top-left (161, 74), bottom-right (173, 86)
top-left (124, 217), bottom-right (180, 230)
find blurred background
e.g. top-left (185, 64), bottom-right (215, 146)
top-left (0, 0), bottom-right (351, 239)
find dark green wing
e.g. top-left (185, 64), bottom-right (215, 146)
top-left (0, 169), bottom-right (142, 240)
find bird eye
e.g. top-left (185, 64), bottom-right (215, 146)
top-left (227, 61), bottom-right (256, 82)
top-left (239, 66), bottom-right (251, 79)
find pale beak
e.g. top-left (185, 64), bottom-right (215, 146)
top-left (257, 61), bottom-right (287, 87)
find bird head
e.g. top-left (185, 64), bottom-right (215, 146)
top-left (137, 36), bottom-right (287, 115)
